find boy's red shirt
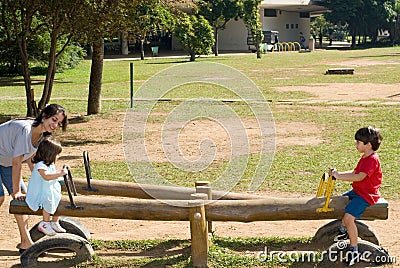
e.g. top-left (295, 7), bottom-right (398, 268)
top-left (352, 152), bottom-right (382, 205)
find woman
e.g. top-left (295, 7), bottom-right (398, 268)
top-left (0, 104), bottom-right (68, 253)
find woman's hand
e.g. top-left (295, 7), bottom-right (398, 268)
top-left (11, 191), bottom-right (26, 201)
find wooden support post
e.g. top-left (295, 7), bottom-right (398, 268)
top-left (189, 193), bottom-right (208, 268)
top-left (195, 181), bottom-right (212, 233)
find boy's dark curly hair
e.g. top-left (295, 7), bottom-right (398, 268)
top-left (355, 126), bottom-right (383, 151)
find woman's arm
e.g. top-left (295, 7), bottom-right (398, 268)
top-left (27, 156), bottom-right (35, 171)
top-left (38, 167), bottom-right (68, 181)
top-left (11, 155), bottom-right (25, 200)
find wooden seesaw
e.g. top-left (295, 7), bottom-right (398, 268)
top-left (9, 151), bottom-right (392, 267)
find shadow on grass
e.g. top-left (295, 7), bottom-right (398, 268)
top-left (144, 59), bottom-right (189, 65)
top-left (89, 237), bottom-right (327, 267)
top-left (61, 139), bottom-right (111, 147)
top-left (212, 236), bottom-right (316, 252)
top-left (58, 155), bottom-right (83, 161)
top-left (67, 116), bottom-right (90, 124)
top-left (0, 115), bottom-right (14, 124)
top-left (91, 239), bottom-right (192, 267)
top-left (141, 254), bottom-right (191, 267)
top-left (0, 76), bottom-right (71, 88)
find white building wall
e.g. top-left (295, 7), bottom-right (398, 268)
top-left (218, 19), bottom-right (248, 51)
top-left (262, 10), bottom-right (310, 43)
top-left (172, 18), bottom-right (249, 51)
top-left (172, 2), bottom-right (315, 51)
top-left (217, 9), bottom-right (311, 51)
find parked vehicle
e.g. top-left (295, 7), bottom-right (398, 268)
top-left (247, 30), bottom-right (279, 52)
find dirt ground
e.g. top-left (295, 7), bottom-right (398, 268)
top-left (1, 57), bottom-right (400, 267)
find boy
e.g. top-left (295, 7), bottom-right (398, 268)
top-left (329, 126), bottom-right (383, 266)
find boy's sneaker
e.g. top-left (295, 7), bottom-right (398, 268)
top-left (344, 250), bottom-right (361, 266)
top-left (50, 221), bottom-right (66, 233)
top-left (38, 221), bottom-right (56, 236)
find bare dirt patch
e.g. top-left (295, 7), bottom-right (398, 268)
top-left (324, 58), bottom-right (400, 67)
top-left (276, 83), bottom-right (400, 101)
top-left (144, 118), bottom-right (323, 163)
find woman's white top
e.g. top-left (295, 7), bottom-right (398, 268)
top-left (0, 119), bottom-right (42, 167)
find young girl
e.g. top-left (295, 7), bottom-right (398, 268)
top-left (26, 138), bottom-right (68, 236)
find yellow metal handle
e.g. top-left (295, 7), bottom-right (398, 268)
top-left (316, 173), bottom-right (336, 213)
top-left (316, 173), bottom-right (327, 197)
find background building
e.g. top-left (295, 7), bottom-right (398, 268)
top-left (172, 0), bottom-right (328, 51)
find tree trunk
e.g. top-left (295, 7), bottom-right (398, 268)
top-left (214, 27), bottom-right (218, 56)
top-left (18, 33), bottom-right (37, 117)
top-left (140, 39), bottom-right (145, 60)
top-left (395, 15), bottom-right (400, 43)
top-left (121, 31), bottom-right (129, 55)
top-left (39, 28), bottom-right (59, 111)
top-left (14, 3), bottom-right (37, 117)
top-left (190, 52), bottom-right (196, 61)
top-left (87, 37), bottom-right (104, 115)
top-left (351, 25), bottom-right (357, 48)
top-left (256, 35), bottom-right (261, 59)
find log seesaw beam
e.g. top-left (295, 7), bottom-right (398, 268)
top-left (62, 177), bottom-right (265, 200)
top-left (9, 195), bottom-right (388, 222)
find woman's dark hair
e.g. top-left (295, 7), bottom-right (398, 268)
top-left (32, 104), bottom-right (68, 136)
top-left (32, 138), bottom-right (63, 166)
top-left (355, 126), bottom-right (383, 151)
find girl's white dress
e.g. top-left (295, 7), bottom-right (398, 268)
top-left (26, 161), bottom-right (62, 214)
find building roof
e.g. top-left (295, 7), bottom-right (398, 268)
top-left (261, 0), bottom-right (329, 15)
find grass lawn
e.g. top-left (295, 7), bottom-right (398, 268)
top-left (1, 46), bottom-right (399, 267)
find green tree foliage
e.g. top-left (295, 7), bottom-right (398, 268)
top-left (0, 3), bottom-right (84, 74)
top-left (241, 0), bottom-right (263, 58)
top-left (122, 0), bottom-right (174, 60)
top-left (36, 0), bottom-right (86, 109)
top-left (0, 0), bottom-right (86, 116)
top-left (174, 13), bottom-right (214, 61)
top-left (74, 0), bottom-right (123, 115)
top-left (71, 0), bottom-right (175, 114)
top-left (311, 15), bottom-right (329, 46)
top-left (394, 0), bottom-right (400, 43)
top-left (321, 0), bottom-right (396, 46)
top-left (1, 0), bottom-right (42, 115)
top-left (198, 0), bottom-right (242, 56)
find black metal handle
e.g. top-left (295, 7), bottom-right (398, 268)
top-left (63, 166), bottom-right (83, 210)
top-left (83, 151), bottom-right (97, 192)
